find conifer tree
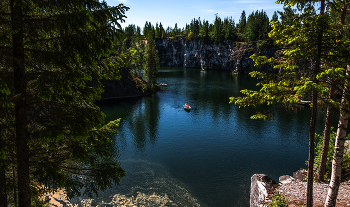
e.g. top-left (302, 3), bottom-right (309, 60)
top-left (238, 10), bottom-right (247, 35)
top-left (271, 11), bottom-right (279, 23)
top-left (210, 16), bottom-right (223, 43)
top-left (230, 0), bottom-right (350, 206)
top-left (155, 22), bottom-right (160, 38)
top-left (0, 1), bottom-right (131, 206)
top-left (223, 17), bottom-right (237, 41)
top-left (159, 22), bottom-right (166, 38)
top-left (143, 38), bottom-right (160, 84)
top-left (199, 20), bottom-right (210, 44)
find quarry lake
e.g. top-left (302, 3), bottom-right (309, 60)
top-left (79, 68), bottom-right (334, 206)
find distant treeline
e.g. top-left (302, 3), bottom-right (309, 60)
top-left (123, 10), bottom-right (280, 44)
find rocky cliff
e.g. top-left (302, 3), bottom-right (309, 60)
top-left (155, 37), bottom-right (278, 75)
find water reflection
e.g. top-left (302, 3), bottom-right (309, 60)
top-left (100, 95), bottom-right (161, 151)
top-left (128, 95), bottom-right (160, 150)
top-left (97, 68), bottom-right (348, 207)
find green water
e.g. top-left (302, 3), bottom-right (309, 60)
top-left (76, 68), bottom-right (337, 207)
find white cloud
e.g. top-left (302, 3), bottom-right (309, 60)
top-left (118, 0), bottom-right (127, 3)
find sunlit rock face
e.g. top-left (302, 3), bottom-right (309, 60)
top-left (155, 37), bottom-right (277, 75)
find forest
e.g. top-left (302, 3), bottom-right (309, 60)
top-left (123, 9), bottom-right (277, 44)
top-left (0, 0), bottom-right (350, 207)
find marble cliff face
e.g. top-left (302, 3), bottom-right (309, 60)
top-left (154, 37), bottom-right (278, 75)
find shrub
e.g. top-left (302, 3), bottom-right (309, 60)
top-left (269, 192), bottom-right (288, 207)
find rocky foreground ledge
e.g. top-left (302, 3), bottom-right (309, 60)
top-left (250, 170), bottom-right (350, 207)
top-left (250, 141), bottom-right (350, 207)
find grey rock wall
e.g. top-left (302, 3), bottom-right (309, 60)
top-left (155, 38), bottom-right (278, 75)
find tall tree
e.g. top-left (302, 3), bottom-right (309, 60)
top-left (325, 1), bottom-right (350, 205)
top-left (245, 10), bottom-right (270, 42)
top-left (238, 10), bottom-right (247, 34)
top-left (143, 38), bottom-right (160, 84)
top-left (0, 1), bottom-right (131, 206)
top-left (271, 11), bottom-right (279, 23)
top-left (155, 22), bottom-right (160, 38)
top-left (210, 16), bottom-right (223, 43)
top-left (230, 1), bottom-right (344, 206)
top-left (159, 22), bottom-right (166, 38)
top-left (199, 20), bottom-right (210, 44)
top-left (223, 17), bottom-right (237, 41)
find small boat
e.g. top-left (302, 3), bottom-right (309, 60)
top-left (298, 100), bottom-right (311, 105)
top-left (183, 104), bottom-right (191, 110)
top-left (200, 70), bottom-right (206, 73)
top-left (160, 83), bottom-right (167, 86)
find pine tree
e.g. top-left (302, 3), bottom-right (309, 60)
top-left (155, 22), bottom-right (160, 38)
top-left (0, 1), bottom-right (131, 206)
top-left (159, 22), bottom-right (166, 38)
top-left (230, 0), bottom-right (350, 206)
top-left (238, 10), bottom-right (247, 35)
top-left (271, 11), bottom-right (279, 23)
top-left (143, 38), bottom-right (160, 84)
top-left (210, 16), bottom-right (223, 43)
top-left (199, 20), bottom-right (210, 44)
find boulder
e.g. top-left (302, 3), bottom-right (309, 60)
top-left (279, 175), bottom-right (294, 184)
top-left (250, 174), bottom-right (277, 207)
top-left (293, 169), bottom-right (307, 182)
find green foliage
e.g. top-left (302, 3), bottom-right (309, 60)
top-left (256, 39), bottom-right (274, 50)
top-left (143, 38), bottom-right (160, 84)
top-left (269, 192), bottom-right (289, 207)
top-left (272, 11), bottom-right (279, 23)
top-left (0, 0), bottom-right (132, 204)
top-left (230, 0), bottom-right (349, 120)
top-left (128, 10), bottom-right (277, 43)
top-left (238, 10), bottom-right (247, 34)
top-left (244, 10), bottom-right (270, 42)
top-left (209, 16), bottom-right (223, 43)
top-left (313, 129), bottom-right (350, 181)
top-left (199, 20), bottom-right (210, 44)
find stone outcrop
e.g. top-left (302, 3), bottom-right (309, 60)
top-left (100, 67), bottom-right (160, 99)
top-left (155, 38), bottom-right (278, 75)
top-left (292, 169), bottom-right (307, 182)
top-left (250, 174), bottom-right (277, 207)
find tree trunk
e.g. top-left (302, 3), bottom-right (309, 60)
top-left (11, 1), bottom-right (31, 207)
top-left (306, 1), bottom-right (325, 206)
top-left (306, 89), bottom-right (317, 207)
top-left (0, 122), bottom-right (7, 207)
top-left (324, 3), bottom-right (348, 206)
top-left (318, 84), bottom-right (335, 182)
top-left (0, 154), bottom-right (7, 207)
top-left (325, 65), bottom-right (350, 206)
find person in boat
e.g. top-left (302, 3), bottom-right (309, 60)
top-left (185, 103), bottom-right (189, 108)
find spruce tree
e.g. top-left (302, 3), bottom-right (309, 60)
top-left (271, 11), bottom-right (279, 23)
top-left (0, 1), bottom-right (131, 206)
top-left (231, 0), bottom-right (350, 206)
top-left (238, 10), bottom-right (247, 35)
top-left (199, 20), bottom-right (210, 44)
top-left (143, 38), bottom-right (160, 84)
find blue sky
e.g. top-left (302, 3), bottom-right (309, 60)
top-left (106, 0), bottom-right (285, 30)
